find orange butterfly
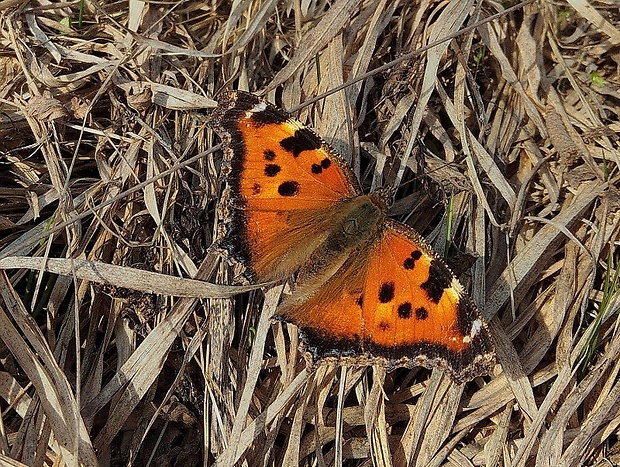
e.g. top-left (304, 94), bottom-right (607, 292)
top-left (210, 91), bottom-right (494, 383)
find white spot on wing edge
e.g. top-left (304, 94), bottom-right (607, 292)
top-left (463, 319), bottom-right (483, 344)
top-left (450, 277), bottom-right (464, 295)
top-left (244, 102), bottom-right (268, 119)
top-left (445, 276), bottom-right (464, 304)
top-left (471, 319), bottom-right (482, 336)
top-left (250, 102), bottom-right (267, 113)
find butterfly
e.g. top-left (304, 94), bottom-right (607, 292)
top-left (209, 91), bottom-right (494, 383)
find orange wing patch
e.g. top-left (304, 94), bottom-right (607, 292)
top-left (210, 91), bottom-right (495, 383)
top-left (363, 220), bottom-right (471, 353)
top-left (359, 220), bottom-right (492, 381)
top-left (235, 118), bottom-right (358, 209)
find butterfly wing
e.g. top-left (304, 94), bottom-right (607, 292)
top-left (210, 91), bottom-right (361, 282)
top-left (279, 219), bottom-right (494, 383)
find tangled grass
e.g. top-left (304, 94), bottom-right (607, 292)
top-left (0, 0), bottom-right (619, 465)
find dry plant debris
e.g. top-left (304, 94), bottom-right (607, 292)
top-left (0, 0), bottom-right (619, 466)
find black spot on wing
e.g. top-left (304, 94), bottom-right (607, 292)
top-left (278, 181), bottom-right (300, 197)
top-left (403, 250), bottom-right (422, 270)
top-left (421, 260), bottom-right (453, 303)
top-left (264, 164), bottom-right (281, 177)
top-left (415, 307), bottom-right (428, 320)
top-left (378, 282), bottom-right (395, 303)
top-left (378, 321), bottom-right (391, 331)
top-left (264, 149), bottom-right (276, 160)
top-left (398, 302), bottom-right (412, 319)
top-left (280, 128), bottom-right (321, 157)
top-left (251, 183), bottom-right (261, 195)
top-left (310, 158), bottom-right (333, 175)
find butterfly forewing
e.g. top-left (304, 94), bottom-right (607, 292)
top-left (211, 91), bottom-right (361, 282)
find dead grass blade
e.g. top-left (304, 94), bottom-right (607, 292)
top-left (266, 0), bottom-right (363, 92)
top-left (0, 273), bottom-right (97, 465)
top-left (0, 256), bottom-right (258, 298)
top-left (394, 0), bottom-right (475, 187)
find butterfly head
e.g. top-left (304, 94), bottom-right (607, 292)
top-left (373, 186), bottom-right (397, 208)
top-left (333, 194), bottom-right (387, 248)
top-left (303, 197), bottom-right (384, 268)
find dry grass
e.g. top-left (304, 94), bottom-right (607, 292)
top-left (0, 0), bottom-right (619, 465)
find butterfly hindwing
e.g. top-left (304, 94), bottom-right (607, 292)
top-left (277, 219), bottom-right (493, 383)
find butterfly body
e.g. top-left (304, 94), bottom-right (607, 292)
top-left (210, 91), bottom-right (495, 383)
top-left (303, 194), bottom-right (386, 267)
